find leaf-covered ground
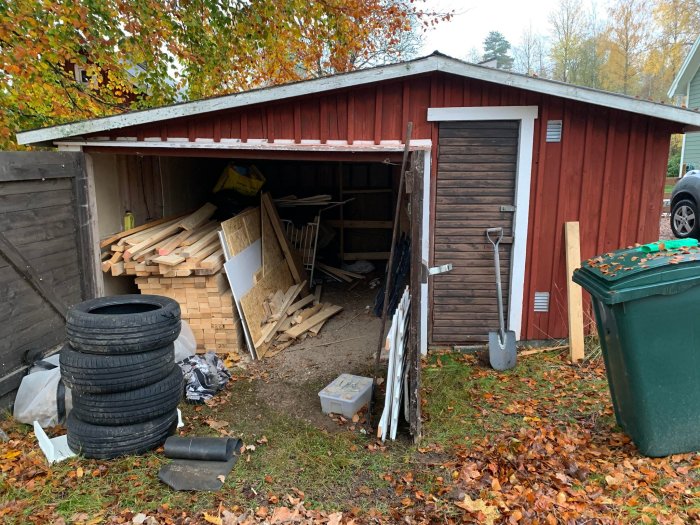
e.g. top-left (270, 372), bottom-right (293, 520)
top-left (2, 350), bottom-right (700, 524)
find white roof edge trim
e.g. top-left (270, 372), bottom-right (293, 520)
top-left (53, 139), bottom-right (433, 152)
top-left (434, 57), bottom-right (700, 127)
top-left (16, 58), bottom-right (437, 146)
top-left (669, 36), bottom-right (700, 98)
top-left (17, 53), bottom-right (700, 146)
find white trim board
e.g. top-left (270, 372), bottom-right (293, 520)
top-left (18, 53), bottom-right (700, 146)
top-left (420, 150), bottom-right (431, 356)
top-left (53, 139), bottom-right (432, 153)
top-left (428, 105), bottom-right (537, 341)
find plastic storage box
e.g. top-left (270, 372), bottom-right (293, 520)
top-left (318, 374), bottom-right (373, 418)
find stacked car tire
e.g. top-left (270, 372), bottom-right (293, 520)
top-left (60, 295), bottom-right (184, 459)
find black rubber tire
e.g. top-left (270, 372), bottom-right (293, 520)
top-left (71, 367), bottom-right (184, 425)
top-left (67, 409), bottom-right (178, 459)
top-left (60, 343), bottom-right (175, 394)
top-left (65, 294), bottom-right (181, 355)
top-left (671, 198), bottom-right (700, 239)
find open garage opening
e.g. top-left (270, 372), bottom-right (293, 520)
top-left (90, 150), bottom-right (417, 430)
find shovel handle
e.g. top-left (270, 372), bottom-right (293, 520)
top-left (486, 227), bottom-right (503, 246)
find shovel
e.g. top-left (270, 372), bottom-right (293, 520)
top-left (485, 227), bottom-right (516, 371)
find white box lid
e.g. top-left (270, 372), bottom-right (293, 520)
top-left (318, 374), bottom-right (373, 402)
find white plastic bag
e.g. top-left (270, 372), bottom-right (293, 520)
top-left (13, 357), bottom-right (72, 428)
top-left (174, 320), bottom-right (196, 363)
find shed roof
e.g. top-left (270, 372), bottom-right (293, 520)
top-left (668, 36), bottom-right (700, 98)
top-left (18, 52), bottom-right (700, 146)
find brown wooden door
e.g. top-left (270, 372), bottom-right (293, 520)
top-left (0, 152), bottom-right (97, 408)
top-left (432, 121), bottom-right (518, 344)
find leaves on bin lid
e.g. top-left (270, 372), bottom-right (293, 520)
top-left (584, 244), bottom-right (700, 281)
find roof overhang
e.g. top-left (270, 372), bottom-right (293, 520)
top-left (669, 36), bottom-right (700, 98)
top-left (18, 53), bottom-right (700, 146)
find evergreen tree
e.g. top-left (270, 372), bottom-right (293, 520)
top-left (482, 31), bottom-right (514, 70)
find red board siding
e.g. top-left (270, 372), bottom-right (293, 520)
top-left (86, 72), bottom-right (680, 341)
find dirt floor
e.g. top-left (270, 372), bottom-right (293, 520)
top-left (233, 280), bottom-right (384, 432)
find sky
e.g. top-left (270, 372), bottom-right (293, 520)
top-left (420, 0), bottom-right (562, 60)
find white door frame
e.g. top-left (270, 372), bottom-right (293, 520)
top-left (427, 106), bottom-right (538, 340)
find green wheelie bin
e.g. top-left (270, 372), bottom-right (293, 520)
top-left (572, 240), bottom-right (700, 457)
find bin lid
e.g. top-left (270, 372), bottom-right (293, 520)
top-left (572, 242), bottom-right (700, 304)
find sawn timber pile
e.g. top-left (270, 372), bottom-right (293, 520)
top-left (100, 203), bottom-right (223, 278)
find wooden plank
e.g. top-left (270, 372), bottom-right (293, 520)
top-left (152, 253), bottom-right (185, 266)
top-left (318, 265), bottom-right (351, 282)
top-left (316, 263), bottom-right (364, 279)
top-left (261, 192), bottom-right (305, 284)
top-left (0, 151), bottom-right (83, 181)
top-left (200, 249), bottom-right (224, 269)
top-left (177, 202), bottom-right (217, 231)
top-left (111, 261), bottom-right (125, 276)
top-left (158, 228), bottom-right (197, 255)
top-left (565, 222), bottom-right (585, 363)
top-left (295, 303), bottom-right (323, 323)
top-left (0, 231), bottom-right (67, 319)
top-left (181, 221), bottom-right (219, 246)
top-left (286, 294), bottom-right (315, 316)
top-left (180, 230), bottom-right (219, 258)
top-left (285, 304), bottom-right (342, 338)
top-left (124, 223), bottom-right (183, 261)
top-left (100, 212), bottom-right (185, 248)
top-left (187, 240), bottom-right (220, 262)
top-left (313, 284), bottom-right (322, 305)
top-left (258, 281), bottom-right (306, 346)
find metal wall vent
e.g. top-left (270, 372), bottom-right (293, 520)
top-left (534, 292), bottom-right (550, 312)
top-left (546, 120), bottom-right (563, 142)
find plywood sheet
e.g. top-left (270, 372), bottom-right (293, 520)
top-left (240, 258), bottom-right (293, 345)
top-left (221, 207), bottom-right (261, 256)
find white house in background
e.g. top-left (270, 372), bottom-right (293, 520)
top-left (669, 35), bottom-right (700, 173)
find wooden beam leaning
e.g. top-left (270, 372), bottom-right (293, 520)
top-left (565, 221), bottom-right (585, 363)
top-left (0, 231), bottom-right (68, 320)
top-left (261, 192), bottom-right (305, 284)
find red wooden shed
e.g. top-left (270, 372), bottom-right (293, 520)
top-left (17, 52), bottom-right (700, 348)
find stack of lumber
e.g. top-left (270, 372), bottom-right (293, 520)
top-left (274, 194), bottom-right (332, 207)
top-left (254, 281), bottom-right (342, 358)
top-left (135, 273), bottom-right (243, 354)
top-left (316, 263), bottom-right (364, 283)
top-left (99, 203), bottom-right (224, 278)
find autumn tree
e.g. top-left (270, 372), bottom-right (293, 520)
top-left (0, 0), bottom-right (448, 149)
top-left (548, 0), bottom-right (587, 83)
top-left (513, 25), bottom-right (549, 76)
top-left (482, 31), bottom-right (514, 70)
top-left (642, 0), bottom-right (700, 101)
top-left (599, 0), bottom-right (651, 95)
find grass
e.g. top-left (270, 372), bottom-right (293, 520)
top-left (2, 349), bottom-right (699, 523)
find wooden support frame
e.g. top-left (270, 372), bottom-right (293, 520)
top-left (408, 150), bottom-right (424, 442)
top-left (565, 222), bottom-right (585, 362)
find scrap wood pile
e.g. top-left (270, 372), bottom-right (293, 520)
top-left (254, 280), bottom-right (342, 358)
top-left (99, 203), bottom-right (224, 278)
top-left (221, 193), bottom-right (343, 359)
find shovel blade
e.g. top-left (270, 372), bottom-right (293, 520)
top-left (488, 330), bottom-right (517, 371)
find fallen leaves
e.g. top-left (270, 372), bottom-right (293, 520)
top-left (454, 494), bottom-right (500, 525)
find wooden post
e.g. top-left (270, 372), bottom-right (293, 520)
top-left (408, 151), bottom-right (424, 443)
top-left (565, 221), bottom-right (584, 362)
